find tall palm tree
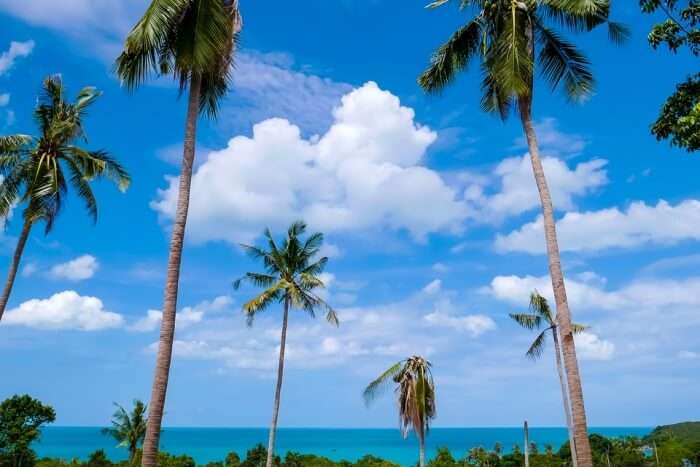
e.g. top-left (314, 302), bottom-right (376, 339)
top-left (363, 356), bottom-right (436, 467)
top-left (233, 220), bottom-right (339, 467)
top-left (417, 2), bottom-right (626, 465)
top-left (103, 400), bottom-right (148, 467)
top-left (510, 291), bottom-right (588, 467)
top-left (0, 76), bottom-right (130, 320)
top-left (115, 3), bottom-right (241, 467)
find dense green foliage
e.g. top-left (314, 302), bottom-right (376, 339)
top-left (0, 395), bottom-right (56, 467)
top-left (650, 73), bottom-right (700, 151)
top-left (647, 421), bottom-right (700, 444)
top-left (641, 0), bottom-right (699, 55)
top-left (19, 432), bottom-right (700, 467)
top-left (641, 1), bottom-right (700, 151)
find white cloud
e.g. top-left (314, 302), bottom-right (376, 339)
top-left (151, 281), bottom-right (493, 372)
top-left (485, 272), bottom-right (700, 366)
top-left (513, 118), bottom-right (587, 157)
top-left (432, 262), bottom-right (449, 274)
top-left (3, 290), bottom-right (123, 331)
top-left (486, 273), bottom-right (700, 312)
top-left (422, 279), bottom-right (442, 295)
top-left (463, 155), bottom-right (607, 222)
top-left (0, 40), bottom-right (34, 76)
top-left (424, 311), bottom-right (495, 337)
top-left (152, 82), bottom-right (470, 243)
top-left (0, 93), bottom-right (9, 106)
top-left (575, 332), bottom-right (615, 360)
top-left (49, 255), bottom-right (99, 281)
top-left (130, 296), bottom-right (233, 332)
top-left (496, 199), bottom-right (700, 254)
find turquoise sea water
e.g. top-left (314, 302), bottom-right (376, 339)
top-left (35, 427), bottom-right (650, 466)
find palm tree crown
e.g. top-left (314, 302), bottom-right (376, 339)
top-left (364, 355), bottom-right (436, 467)
top-left (0, 76), bottom-right (129, 231)
top-left (103, 400), bottom-right (148, 466)
top-left (234, 221), bottom-right (339, 326)
top-left (509, 290), bottom-right (587, 360)
top-left (418, 0), bottom-right (627, 116)
top-left (115, 0), bottom-right (242, 117)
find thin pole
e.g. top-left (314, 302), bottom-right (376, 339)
top-left (654, 441), bottom-right (660, 467)
top-left (524, 421), bottom-right (530, 467)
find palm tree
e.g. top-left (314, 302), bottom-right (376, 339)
top-left (103, 400), bottom-right (148, 467)
top-left (115, 3), bottom-right (241, 467)
top-left (233, 220), bottom-right (339, 467)
top-left (510, 291), bottom-right (588, 467)
top-left (0, 76), bottom-right (130, 320)
top-left (363, 356), bottom-right (436, 467)
top-left (417, 2), bottom-right (626, 465)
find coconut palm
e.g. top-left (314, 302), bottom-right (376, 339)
top-left (510, 291), bottom-right (588, 467)
top-left (103, 400), bottom-right (148, 467)
top-left (233, 220), bottom-right (339, 467)
top-left (417, 2), bottom-right (626, 465)
top-left (363, 356), bottom-right (436, 467)
top-left (115, 2), bottom-right (241, 466)
top-left (0, 76), bottom-right (129, 320)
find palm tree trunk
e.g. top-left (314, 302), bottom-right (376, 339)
top-left (553, 327), bottom-right (578, 467)
top-left (518, 94), bottom-right (593, 467)
top-left (266, 297), bottom-right (290, 467)
top-left (418, 434), bottom-right (426, 467)
top-left (140, 73), bottom-right (202, 467)
top-left (0, 220), bottom-right (32, 321)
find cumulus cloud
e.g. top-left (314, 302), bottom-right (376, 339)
top-left (131, 296), bottom-right (233, 332)
top-left (3, 290), bottom-right (123, 330)
top-left (0, 40), bottom-right (34, 76)
top-left (462, 155), bottom-right (607, 222)
top-left (496, 199), bottom-right (700, 254)
top-left (151, 280), bottom-right (494, 371)
top-left (49, 255), bottom-right (99, 281)
top-left (485, 272), bottom-right (700, 362)
top-left (152, 82), bottom-right (471, 243)
top-left (575, 332), bottom-right (615, 360)
top-left (486, 273), bottom-right (700, 313)
top-left (424, 310), bottom-right (495, 337)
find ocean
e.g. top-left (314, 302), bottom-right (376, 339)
top-left (35, 427), bottom-right (650, 466)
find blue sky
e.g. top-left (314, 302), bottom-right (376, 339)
top-left (0, 1), bottom-right (698, 429)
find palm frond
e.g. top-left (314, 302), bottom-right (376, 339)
top-left (509, 313), bottom-right (542, 330)
top-left (363, 361), bottom-right (404, 406)
top-left (528, 290), bottom-right (554, 324)
top-left (419, 18), bottom-right (483, 93)
top-left (63, 155), bottom-right (98, 222)
top-left (480, 68), bottom-right (513, 119)
top-left (241, 281), bottom-right (284, 326)
top-left (65, 147), bottom-right (131, 191)
top-left (526, 330), bottom-right (548, 360)
top-left (535, 22), bottom-right (594, 101)
top-left (0, 135), bottom-right (32, 156)
top-left (571, 323), bottom-right (589, 334)
top-left (0, 164), bottom-right (25, 218)
top-left (233, 272), bottom-right (276, 290)
top-left (115, 0), bottom-right (190, 89)
top-left (487, 3), bottom-right (532, 97)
